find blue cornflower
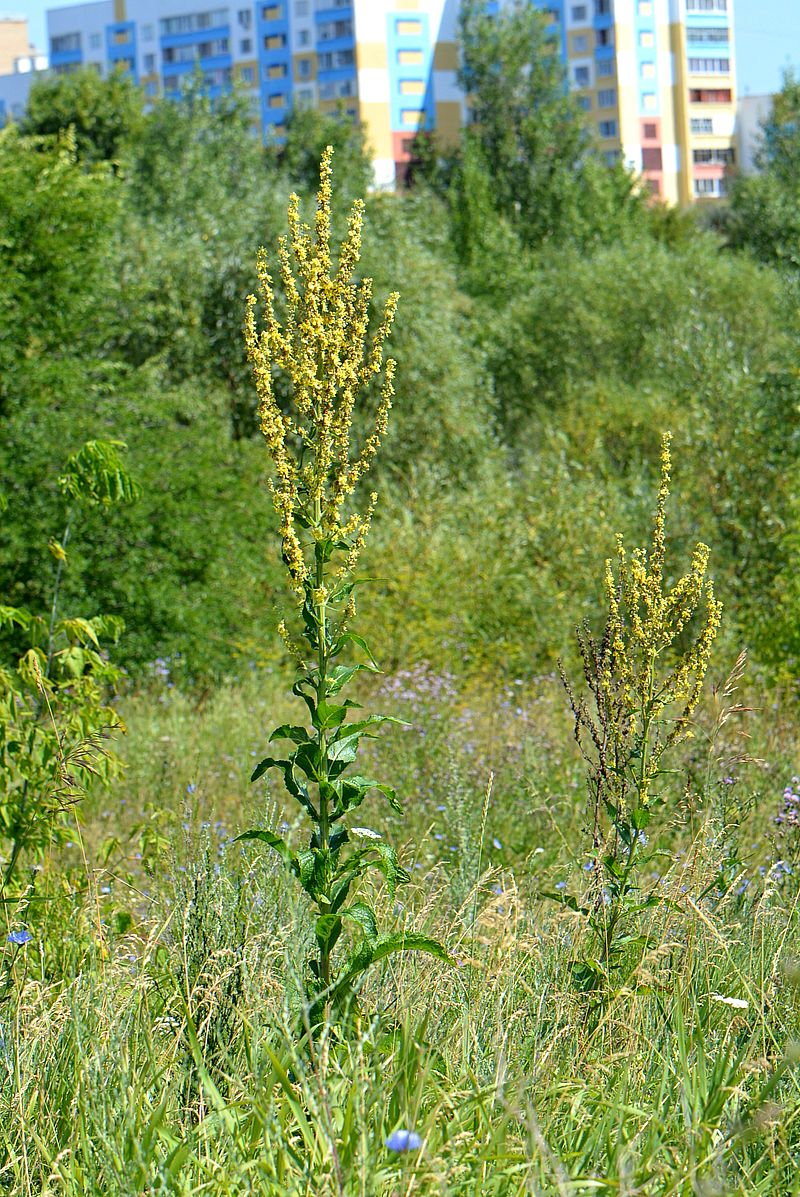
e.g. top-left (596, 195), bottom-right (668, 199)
top-left (7, 930), bottom-right (32, 946)
top-left (385, 1128), bottom-right (422, 1153)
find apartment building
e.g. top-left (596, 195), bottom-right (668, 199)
top-left (7, 1), bottom-right (737, 200)
top-left (0, 18), bottom-right (47, 126)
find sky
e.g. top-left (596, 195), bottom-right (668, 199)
top-left (7, 0), bottom-right (800, 97)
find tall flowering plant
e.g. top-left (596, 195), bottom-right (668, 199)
top-left (239, 149), bottom-right (449, 1028)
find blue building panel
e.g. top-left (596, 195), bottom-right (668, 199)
top-left (159, 25), bottom-right (230, 51)
top-left (106, 21), bottom-right (137, 80)
top-left (387, 11), bottom-right (435, 133)
top-left (50, 48), bottom-right (83, 68)
top-left (257, 2), bottom-right (291, 136)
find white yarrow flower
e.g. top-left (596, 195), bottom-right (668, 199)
top-left (711, 994), bottom-right (749, 1010)
top-left (351, 827), bottom-right (382, 840)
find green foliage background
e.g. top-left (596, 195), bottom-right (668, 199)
top-left (3, 48), bottom-right (800, 687)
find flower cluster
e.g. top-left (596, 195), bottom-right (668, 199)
top-left (775, 777), bottom-right (800, 835)
top-left (602, 432), bottom-right (723, 805)
top-left (243, 144), bottom-right (399, 598)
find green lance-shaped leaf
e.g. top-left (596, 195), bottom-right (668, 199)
top-left (234, 828), bottom-right (297, 873)
top-left (58, 440), bottom-right (141, 507)
top-left (335, 932), bottom-right (455, 998)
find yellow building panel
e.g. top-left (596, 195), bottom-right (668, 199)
top-left (293, 53), bottom-right (317, 83)
top-left (397, 20), bottom-right (423, 36)
top-left (357, 101), bottom-right (394, 159)
top-left (433, 42), bottom-right (459, 72)
top-left (356, 41), bottom-right (388, 70)
top-left (669, 19), bottom-right (692, 205)
top-left (435, 101), bottom-right (461, 148)
top-left (114, 0), bottom-right (126, 20)
top-left (398, 49), bottom-right (424, 66)
top-left (400, 79), bottom-right (425, 95)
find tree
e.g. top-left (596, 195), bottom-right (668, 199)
top-left (0, 126), bottom-right (120, 416)
top-left (757, 68), bottom-right (800, 185)
top-left (21, 67), bottom-right (144, 164)
top-left (267, 104), bottom-right (373, 198)
top-left (457, 0), bottom-right (643, 251)
top-left (727, 71), bottom-right (800, 269)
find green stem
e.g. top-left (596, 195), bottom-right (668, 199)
top-left (312, 493), bottom-right (331, 993)
top-left (46, 515), bottom-right (71, 680)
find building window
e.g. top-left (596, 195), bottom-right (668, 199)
top-left (596, 28), bottom-right (612, 46)
top-left (401, 108), bottom-right (424, 127)
top-left (642, 92), bottom-right (656, 110)
top-left (598, 87), bottom-right (615, 106)
top-left (297, 57), bottom-right (312, 78)
top-left (599, 119), bottom-right (617, 137)
top-left (142, 24), bottom-right (154, 41)
top-left (264, 34), bottom-right (287, 50)
top-left (318, 19), bottom-right (354, 41)
top-left (691, 117), bottom-right (713, 133)
top-left (144, 53), bottom-right (156, 71)
top-left (238, 9), bottom-right (252, 28)
top-left (294, 0), bottom-right (310, 14)
top-left (398, 49), bottom-right (423, 65)
top-left (642, 147), bottom-right (662, 170)
top-left (318, 49), bottom-right (354, 69)
top-left (688, 58), bottom-right (730, 73)
top-left (639, 31), bottom-right (654, 47)
top-left (573, 34), bottom-right (588, 52)
top-left (298, 29), bottom-right (310, 45)
top-left (577, 95), bottom-right (592, 110)
top-left (262, 5), bottom-right (282, 20)
top-left (574, 65), bottom-right (590, 86)
top-left (643, 121), bottom-right (657, 138)
top-left (638, 0), bottom-right (653, 13)
top-left (686, 0), bottom-right (727, 9)
top-left (240, 65), bottom-right (254, 83)
top-left (266, 62), bottom-right (287, 78)
top-left (268, 93), bottom-right (285, 108)
top-left (296, 88), bottom-right (314, 108)
top-left (694, 177), bottom-right (725, 196)
top-left (113, 29), bottom-right (130, 44)
top-left (641, 61), bottom-right (656, 79)
top-left (400, 79), bottom-right (425, 95)
top-left (688, 27), bottom-right (729, 43)
top-left (689, 88), bottom-right (732, 102)
top-left (89, 33), bottom-right (101, 50)
top-left (597, 58), bottom-right (614, 76)
top-left (571, 5), bottom-right (587, 19)
top-left (51, 32), bottom-right (81, 53)
top-left (596, 0), bottom-right (611, 12)
top-left (604, 149), bottom-right (619, 165)
top-left (693, 147), bottom-right (735, 164)
top-left (397, 20), bottom-right (422, 36)
top-left (160, 10), bottom-right (228, 36)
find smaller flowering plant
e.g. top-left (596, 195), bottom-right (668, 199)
top-left (556, 435), bottom-right (723, 995)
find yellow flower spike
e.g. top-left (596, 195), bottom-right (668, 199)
top-left (562, 435), bottom-right (723, 950)
top-left (244, 147), bottom-right (398, 611)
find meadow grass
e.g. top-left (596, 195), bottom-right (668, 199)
top-left (2, 664), bottom-right (799, 1195)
